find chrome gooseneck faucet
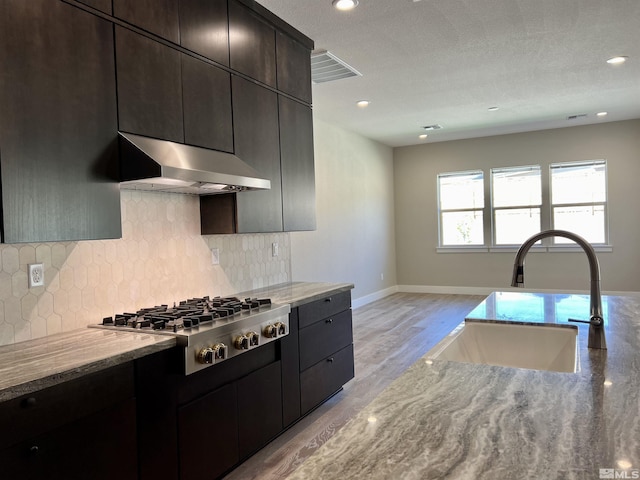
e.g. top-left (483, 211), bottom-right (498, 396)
top-left (511, 229), bottom-right (606, 350)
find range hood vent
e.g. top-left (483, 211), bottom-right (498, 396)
top-left (118, 132), bottom-right (270, 195)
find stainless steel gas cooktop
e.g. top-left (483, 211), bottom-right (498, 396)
top-left (91, 296), bottom-right (290, 375)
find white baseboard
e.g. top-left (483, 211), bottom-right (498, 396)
top-left (395, 285), bottom-right (640, 297)
top-left (352, 285), bottom-right (399, 309)
top-left (397, 285), bottom-right (497, 295)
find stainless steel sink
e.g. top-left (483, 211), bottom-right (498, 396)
top-left (427, 320), bottom-right (579, 373)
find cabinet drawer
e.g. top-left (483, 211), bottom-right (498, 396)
top-left (298, 291), bottom-right (351, 329)
top-left (0, 363), bottom-right (134, 450)
top-left (299, 309), bottom-right (352, 371)
top-left (300, 344), bottom-right (354, 415)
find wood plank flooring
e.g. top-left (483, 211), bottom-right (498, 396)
top-left (222, 293), bottom-right (485, 480)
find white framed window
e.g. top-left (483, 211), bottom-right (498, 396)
top-left (491, 165), bottom-right (542, 245)
top-left (437, 170), bottom-right (484, 246)
top-left (437, 159), bottom-right (610, 251)
top-left (550, 160), bottom-right (607, 244)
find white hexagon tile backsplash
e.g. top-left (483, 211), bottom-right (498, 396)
top-left (0, 190), bottom-right (291, 346)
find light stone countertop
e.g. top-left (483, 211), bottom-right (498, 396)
top-left (0, 281), bottom-right (353, 403)
top-left (0, 329), bottom-right (176, 402)
top-left (287, 292), bottom-right (640, 480)
top-left (237, 281), bottom-right (354, 308)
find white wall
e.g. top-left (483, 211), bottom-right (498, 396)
top-left (290, 118), bottom-right (397, 303)
top-left (394, 120), bottom-right (640, 293)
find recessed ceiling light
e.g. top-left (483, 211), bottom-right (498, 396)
top-left (419, 134), bottom-right (428, 139)
top-left (356, 100), bottom-right (370, 108)
top-left (606, 56), bottom-right (628, 65)
top-left (487, 106), bottom-right (499, 112)
top-left (332, 0), bottom-right (358, 11)
top-left (596, 111), bottom-right (608, 117)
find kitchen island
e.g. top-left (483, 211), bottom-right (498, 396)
top-left (286, 292), bottom-right (640, 480)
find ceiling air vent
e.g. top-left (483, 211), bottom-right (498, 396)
top-left (567, 114), bottom-right (588, 120)
top-left (311, 50), bottom-right (362, 84)
top-left (422, 124), bottom-right (443, 131)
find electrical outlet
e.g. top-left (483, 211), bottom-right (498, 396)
top-left (272, 242), bottom-right (279, 257)
top-left (28, 263), bottom-right (45, 288)
top-left (211, 248), bottom-right (220, 265)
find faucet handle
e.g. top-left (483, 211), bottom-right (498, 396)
top-left (568, 317), bottom-right (603, 327)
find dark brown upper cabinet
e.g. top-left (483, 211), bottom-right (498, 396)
top-left (113, 0), bottom-right (180, 44)
top-left (229, 1), bottom-right (276, 87)
top-left (232, 76), bottom-right (283, 232)
top-left (279, 96), bottom-right (316, 231)
top-left (0, 0), bottom-right (121, 243)
top-left (115, 26), bottom-right (184, 143)
top-left (276, 31), bottom-right (312, 104)
top-left (181, 54), bottom-right (233, 152)
top-left (179, 0), bottom-right (229, 66)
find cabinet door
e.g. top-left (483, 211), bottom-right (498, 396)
top-left (281, 309), bottom-right (301, 427)
top-left (178, 383), bottom-right (239, 480)
top-left (237, 361), bottom-right (283, 459)
top-left (232, 76), bottom-right (283, 232)
top-left (179, 0), bottom-right (229, 65)
top-left (0, 398), bottom-right (137, 480)
top-left (113, 0), bottom-right (180, 44)
top-left (0, 0), bottom-right (121, 243)
top-left (116, 26), bottom-right (184, 143)
top-left (279, 96), bottom-right (316, 231)
top-left (276, 31), bottom-right (312, 104)
top-left (182, 54), bottom-right (233, 152)
top-left (229, 0), bottom-right (276, 87)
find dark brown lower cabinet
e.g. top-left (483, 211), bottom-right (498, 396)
top-left (0, 363), bottom-right (137, 480)
top-left (0, 398), bottom-right (137, 480)
top-left (178, 383), bottom-right (239, 480)
top-left (237, 361), bottom-right (283, 458)
top-left (300, 344), bottom-right (355, 415)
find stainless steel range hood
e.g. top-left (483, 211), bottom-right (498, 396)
top-left (118, 132), bottom-right (271, 195)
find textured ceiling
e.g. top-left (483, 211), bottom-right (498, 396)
top-left (257, 0), bottom-right (640, 147)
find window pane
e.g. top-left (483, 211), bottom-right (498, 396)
top-left (492, 166), bottom-right (541, 208)
top-left (553, 206), bottom-right (605, 243)
top-left (494, 208), bottom-right (541, 245)
top-left (551, 161), bottom-right (606, 204)
top-left (441, 211), bottom-right (484, 245)
top-left (439, 171), bottom-right (483, 210)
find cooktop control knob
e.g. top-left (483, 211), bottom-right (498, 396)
top-left (197, 347), bottom-right (214, 364)
top-left (234, 334), bottom-right (249, 350)
top-left (274, 322), bottom-right (286, 336)
top-left (263, 324), bottom-right (278, 338)
top-left (212, 343), bottom-right (227, 360)
top-left (247, 331), bottom-right (259, 347)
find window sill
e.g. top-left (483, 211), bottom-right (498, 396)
top-left (437, 245), bottom-right (612, 253)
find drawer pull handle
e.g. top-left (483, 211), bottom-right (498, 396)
top-left (327, 357), bottom-right (334, 363)
top-left (326, 318), bottom-right (333, 324)
top-left (22, 397), bottom-right (37, 408)
top-left (325, 297), bottom-right (332, 303)
top-left (29, 445), bottom-right (39, 456)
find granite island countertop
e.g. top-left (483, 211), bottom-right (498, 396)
top-left (287, 292), bottom-right (640, 480)
top-left (0, 281), bottom-right (353, 403)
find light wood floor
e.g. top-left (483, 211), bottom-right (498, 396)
top-left (223, 292), bottom-right (485, 480)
